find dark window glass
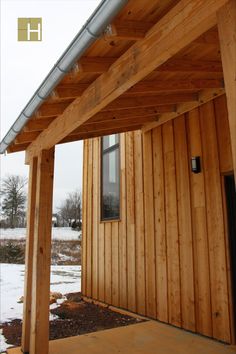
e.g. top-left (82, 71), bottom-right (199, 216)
top-left (101, 134), bottom-right (120, 220)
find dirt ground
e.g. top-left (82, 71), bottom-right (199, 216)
top-left (1, 293), bottom-right (143, 348)
top-left (0, 239), bottom-right (81, 265)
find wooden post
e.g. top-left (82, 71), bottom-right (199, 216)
top-left (217, 0), bottom-right (236, 188)
top-left (30, 148), bottom-right (55, 354)
top-left (22, 157), bottom-right (38, 353)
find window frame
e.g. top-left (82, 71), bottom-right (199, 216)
top-left (100, 134), bottom-right (121, 222)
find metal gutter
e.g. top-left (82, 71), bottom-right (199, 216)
top-left (0, 0), bottom-right (128, 154)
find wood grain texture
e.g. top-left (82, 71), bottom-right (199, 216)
top-left (143, 131), bottom-right (156, 319)
top-left (163, 122), bottom-right (181, 327)
top-left (200, 101), bottom-right (230, 342)
top-left (25, 0), bottom-right (227, 162)
top-left (186, 108), bottom-right (212, 337)
top-left (30, 149), bottom-right (54, 354)
top-left (82, 97), bottom-right (233, 343)
top-left (134, 131), bottom-right (146, 316)
top-left (217, 0), bottom-right (236, 185)
top-left (126, 132), bottom-right (136, 312)
top-left (152, 127), bottom-right (168, 323)
top-left (21, 157), bottom-right (38, 353)
top-left (174, 115), bottom-right (195, 331)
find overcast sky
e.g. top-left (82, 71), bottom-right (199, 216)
top-left (0, 0), bottom-right (100, 210)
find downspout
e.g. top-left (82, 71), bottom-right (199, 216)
top-left (0, 0), bottom-right (128, 154)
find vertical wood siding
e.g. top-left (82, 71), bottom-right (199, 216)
top-left (82, 95), bottom-right (233, 343)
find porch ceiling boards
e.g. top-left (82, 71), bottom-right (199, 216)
top-left (7, 321), bottom-right (236, 354)
top-left (6, 0), bottom-right (226, 158)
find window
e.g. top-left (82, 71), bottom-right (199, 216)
top-left (101, 134), bottom-right (120, 220)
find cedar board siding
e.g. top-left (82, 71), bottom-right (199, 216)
top-left (82, 94), bottom-right (234, 343)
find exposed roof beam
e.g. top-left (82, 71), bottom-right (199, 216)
top-left (64, 58), bottom-right (223, 77)
top-left (126, 79), bottom-right (224, 95)
top-left (157, 59), bottom-right (223, 73)
top-left (24, 117), bottom-right (56, 132)
top-left (53, 79), bottom-right (223, 99)
top-left (15, 131), bottom-right (40, 144)
top-left (25, 0), bottom-right (228, 162)
top-left (78, 57), bottom-right (116, 73)
top-left (142, 88), bottom-right (225, 132)
top-left (23, 106), bottom-right (175, 134)
top-left (90, 105), bottom-right (176, 122)
top-left (60, 124), bottom-right (142, 144)
top-left (8, 143), bottom-right (30, 153)
top-left (194, 28), bottom-right (219, 44)
top-left (104, 20), bottom-right (153, 40)
top-left (37, 100), bottom-right (74, 117)
top-left (73, 115), bottom-right (159, 134)
top-left (103, 93), bottom-right (198, 111)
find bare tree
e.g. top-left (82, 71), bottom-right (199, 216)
top-left (1, 175), bottom-right (27, 228)
top-left (58, 190), bottom-right (82, 229)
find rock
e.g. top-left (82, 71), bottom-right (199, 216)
top-left (50, 291), bottom-right (62, 300)
top-left (17, 296), bottom-right (24, 303)
top-left (65, 292), bottom-right (82, 303)
top-left (17, 293), bottom-right (62, 305)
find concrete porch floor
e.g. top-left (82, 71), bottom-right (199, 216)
top-left (7, 321), bottom-right (236, 354)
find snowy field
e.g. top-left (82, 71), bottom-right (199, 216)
top-left (0, 227), bottom-right (81, 241)
top-left (0, 263), bottom-right (81, 352)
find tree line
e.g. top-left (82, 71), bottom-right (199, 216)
top-left (0, 174), bottom-right (82, 229)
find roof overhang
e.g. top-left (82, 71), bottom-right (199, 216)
top-left (0, 0), bottom-right (227, 162)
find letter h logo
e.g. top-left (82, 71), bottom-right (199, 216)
top-left (18, 18), bottom-right (42, 41)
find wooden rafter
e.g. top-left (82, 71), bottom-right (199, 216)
top-left (72, 115), bottom-right (159, 134)
top-left (24, 117), bottom-right (56, 132)
top-left (104, 20), bottom-right (153, 40)
top-left (60, 124), bottom-right (143, 144)
top-left (104, 93), bottom-right (198, 111)
top-left (15, 131), bottom-right (40, 144)
top-left (53, 79), bottom-right (224, 99)
top-left (89, 105), bottom-right (176, 122)
top-left (78, 57), bottom-right (116, 73)
top-left (142, 88), bottom-right (225, 132)
top-left (37, 100), bottom-right (74, 118)
top-left (64, 58), bottom-right (223, 77)
top-left (25, 0), bottom-right (228, 162)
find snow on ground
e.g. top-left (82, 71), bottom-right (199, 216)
top-left (0, 227), bottom-right (81, 241)
top-left (0, 263), bottom-right (81, 352)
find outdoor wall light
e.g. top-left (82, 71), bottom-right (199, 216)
top-left (191, 156), bottom-right (201, 174)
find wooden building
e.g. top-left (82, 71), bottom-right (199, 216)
top-left (1, 0), bottom-right (235, 353)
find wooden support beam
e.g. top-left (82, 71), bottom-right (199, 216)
top-left (21, 157), bottom-right (38, 353)
top-left (73, 115), bottom-right (159, 134)
top-left (15, 131), bottom-right (40, 144)
top-left (126, 79), bottom-right (224, 95)
top-left (104, 20), bottom-right (153, 40)
top-left (217, 0), bottom-right (236, 187)
top-left (37, 100), bottom-right (73, 118)
top-left (142, 88), bottom-right (225, 132)
top-left (24, 117), bottom-right (56, 132)
top-left (53, 79), bottom-right (223, 100)
top-left (26, 0), bottom-right (228, 163)
top-left (194, 28), bottom-right (219, 44)
top-left (104, 93), bottom-right (198, 111)
top-left (60, 124), bottom-right (142, 144)
top-left (7, 143), bottom-right (30, 153)
top-left (157, 59), bottom-right (223, 73)
top-left (65, 58), bottom-right (223, 76)
top-left (55, 84), bottom-right (89, 99)
top-left (30, 148), bottom-right (54, 354)
top-left (91, 105), bottom-right (175, 122)
top-left (78, 57), bottom-right (116, 73)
